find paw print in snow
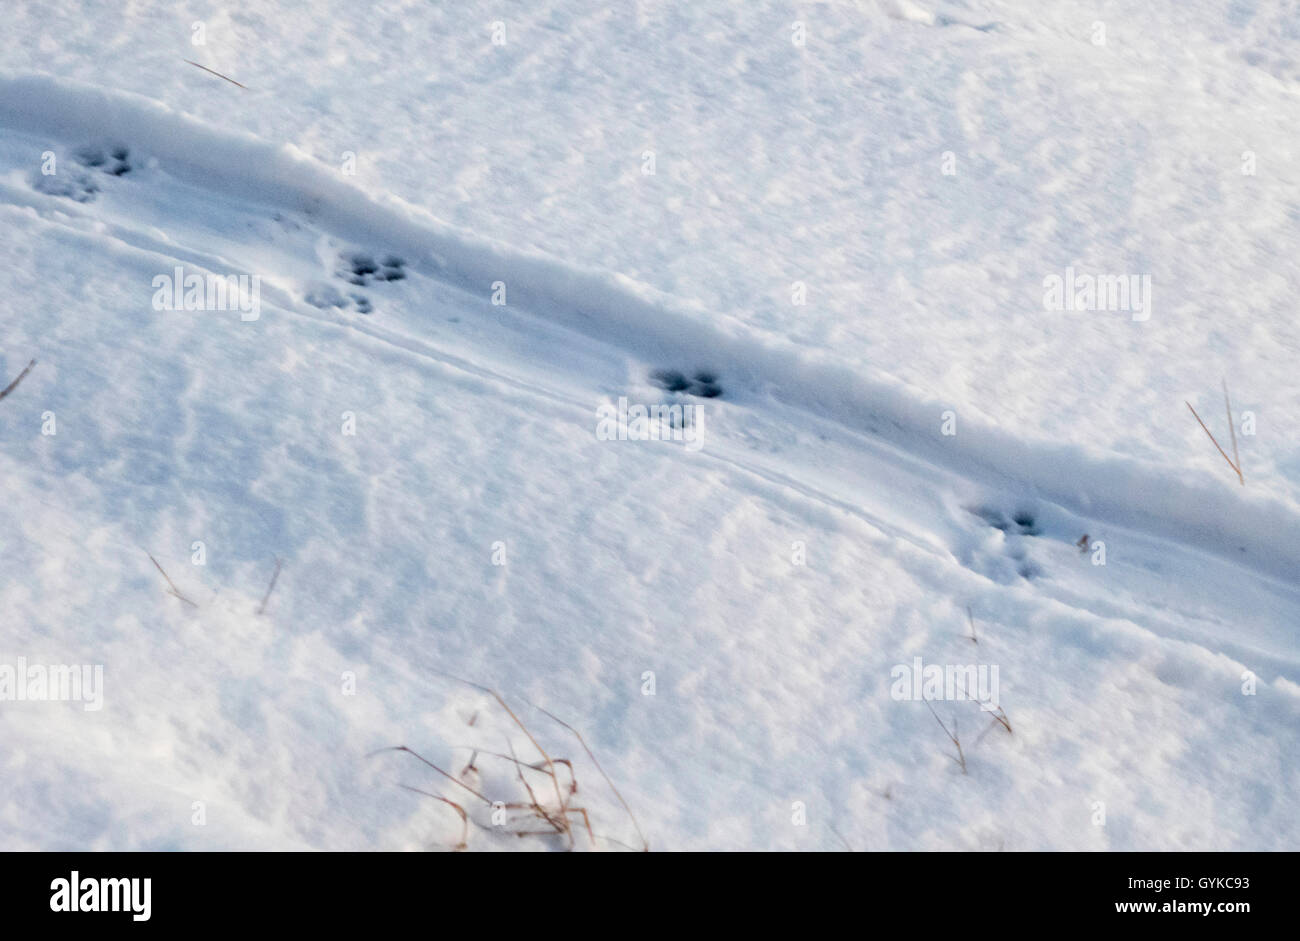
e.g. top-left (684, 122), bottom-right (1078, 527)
top-left (650, 369), bottom-right (723, 398)
top-left (74, 144), bottom-right (133, 176)
top-left (337, 251), bottom-right (406, 286)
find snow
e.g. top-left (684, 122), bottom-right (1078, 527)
top-left (0, 1), bottom-right (1297, 850)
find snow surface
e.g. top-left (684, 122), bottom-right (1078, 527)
top-left (0, 1), bottom-right (1298, 850)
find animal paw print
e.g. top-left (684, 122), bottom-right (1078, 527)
top-left (970, 506), bottom-right (1040, 537)
top-left (31, 144), bottom-right (134, 203)
top-left (32, 170), bottom-right (98, 203)
top-left (968, 506), bottom-right (1042, 580)
top-left (313, 250), bottom-right (407, 315)
top-left (649, 368), bottom-right (723, 398)
top-left (74, 144), bottom-right (132, 177)
top-left (337, 251), bottom-right (406, 286)
top-left (304, 283), bottom-right (373, 315)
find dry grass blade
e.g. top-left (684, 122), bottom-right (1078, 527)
top-left (951, 675), bottom-right (1008, 743)
top-left (505, 737), bottom-right (571, 847)
top-left (972, 707), bottom-right (1013, 748)
top-left (183, 59), bottom-right (248, 89)
top-left (0, 359), bottom-right (36, 403)
top-left (923, 696), bottom-right (966, 774)
top-left (398, 785), bottom-right (468, 851)
top-left (952, 678), bottom-right (1011, 736)
top-left (434, 673), bottom-right (567, 821)
top-left (532, 702), bottom-right (650, 851)
top-left (385, 675), bottom-right (646, 850)
top-left (566, 805), bottom-right (597, 849)
top-left (256, 557), bottom-right (282, 615)
top-left (465, 748), bottom-right (578, 796)
top-left (1185, 401), bottom-right (1243, 485)
top-left (368, 745), bottom-right (491, 806)
top-left (146, 552), bottom-right (197, 607)
top-left (1223, 379), bottom-right (1242, 486)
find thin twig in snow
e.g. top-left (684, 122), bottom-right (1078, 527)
top-left (183, 59), bottom-right (248, 90)
top-left (0, 359), bottom-right (35, 403)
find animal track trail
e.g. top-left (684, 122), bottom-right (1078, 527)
top-left (1, 77), bottom-right (1296, 598)
top-left (22, 140), bottom-right (409, 326)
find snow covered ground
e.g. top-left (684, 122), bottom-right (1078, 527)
top-left (0, 1), bottom-right (1297, 850)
